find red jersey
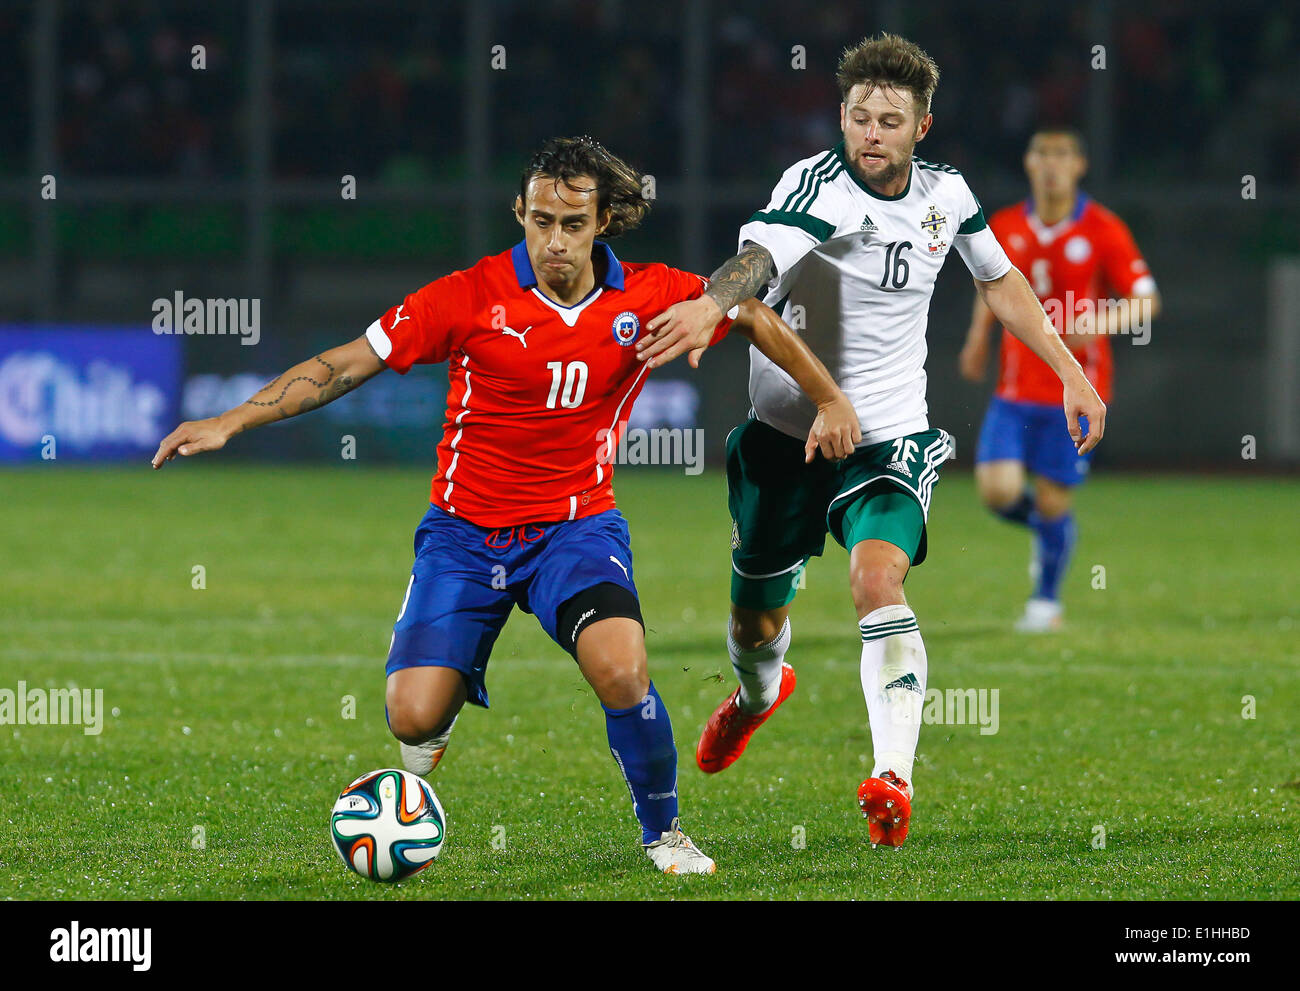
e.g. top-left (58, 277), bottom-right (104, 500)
top-left (365, 241), bottom-right (730, 527)
top-left (991, 195), bottom-right (1155, 405)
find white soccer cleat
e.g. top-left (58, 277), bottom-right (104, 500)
top-left (399, 715), bottom-right (458, 777)
top-left (1015, 597), bottom-right (1063, 633)
top-left (643, 818), bottom-right (716, 875)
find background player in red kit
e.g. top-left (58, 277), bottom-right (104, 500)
top-left (959, 127), bottom-right (1160, 631)
top-left (151, 136), bottom-right (860, 875)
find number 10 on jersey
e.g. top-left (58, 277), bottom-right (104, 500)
top-left (546, 360), bottom-right (589, 409)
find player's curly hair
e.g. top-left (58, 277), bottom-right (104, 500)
top-left (518, 136), bottom-right (649, 238)
top-left (837, 33), bottom-right (940, 116)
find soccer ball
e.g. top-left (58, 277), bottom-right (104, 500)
top-left (329, 768), bottom-right (447, 882)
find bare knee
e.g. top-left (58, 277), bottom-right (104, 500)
top-left (583, 652), bottom-right (648, 709)
top-left (850, 566), bottom-right (906, 616)
top-left (980, 483), bottom-right (1021, 512)
top-left (385, 670), bottom-right (464, 744)
top-left (589, 661), bottom-right (649, 709)
top-left (1034, 478), bottom-right (1072, 520)
top-left (849, 542), bottom-right (909, 617)
top-left (729, 605), bottom-right (789, 650)
top-left (576, 617), bottom-right (649, 709)
top-left (386, 697), bottom-right (453, 744)
top-left (976, 462), bottom-right (1025, 512)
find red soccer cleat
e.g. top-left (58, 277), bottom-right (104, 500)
top-left (858, 771), bottom-right (912, 847)
top-left (696, 663), bottom-right (796, 773)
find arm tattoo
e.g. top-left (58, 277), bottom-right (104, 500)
top-left (703, 242), bottom-right (774, 312)
top-left (243, 354), bottom-right (359, 420)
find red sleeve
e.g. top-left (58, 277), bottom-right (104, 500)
top-left (989, 209), bottom-right (1014, 245)
top-left (365, 268), bottom-right (476, 374)
top-left (1098, 214), bottom-right (1154, 299)
top-left (659, 265), bottom-right (734, 345)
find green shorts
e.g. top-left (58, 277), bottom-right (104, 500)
top-left (726, 418), bottom-right (953, 611)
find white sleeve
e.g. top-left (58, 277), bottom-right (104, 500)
top-left (953, 179), bottom-right (1013, 283)
top-left (737, 158), bottom-right (840, 291)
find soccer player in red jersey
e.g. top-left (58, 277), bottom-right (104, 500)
top-left (152, 136), bottom-right (860, 874)
top-left (960, 127), bottom-right (1160, 631)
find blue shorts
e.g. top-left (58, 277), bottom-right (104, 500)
top-left (974, 396), bottom-right (1093, 487)
top-left (385, 505), bottom-right (640, 707)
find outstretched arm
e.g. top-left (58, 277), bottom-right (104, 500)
top-left (731, 299), bottom-right (861, 462)
top-left (975, 267), bottom-right (1107, 454)
top-left (637, 242), bottom-right (775, 369)
top-left (151, 334), bottom-right (386, 468)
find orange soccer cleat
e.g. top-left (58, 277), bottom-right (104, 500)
top-left (858, 771), bottom-right (912, 847)
top-left (696, 663), bottom-right (796, 773)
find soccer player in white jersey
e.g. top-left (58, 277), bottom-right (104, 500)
top-left (638, 34), bottom-right (1107, 846)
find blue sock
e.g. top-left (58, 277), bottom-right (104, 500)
top-left (1030, 511), bottom-right (1076, 601)
top-left (995, 490), bottom-right (1035, 527)
top-left (603, 681), bottom-right (678, 844)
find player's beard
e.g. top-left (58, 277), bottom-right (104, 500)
top-left (852, 139), bottom-right (916, 190)
top-left (873, 156), bottom-right (908, 187)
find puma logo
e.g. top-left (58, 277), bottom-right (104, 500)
top-left (501, 325), bottom-right (533, 348)
top-left (390, 304), bottom-right (410, 329)
top-left (609, 555), bottom-right (629, 580)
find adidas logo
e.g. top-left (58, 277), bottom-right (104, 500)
top-left (885, 460), bottom-right (913, 478)
top-left (884, 672), bottom-right (923, 694)
top-left (860, 213), bottom-right (878, 234)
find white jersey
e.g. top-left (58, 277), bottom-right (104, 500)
top-left (738, 142), bottom-right (1013, 446)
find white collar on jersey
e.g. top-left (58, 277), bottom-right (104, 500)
top-left (530, 286), bottom-right (603, 327)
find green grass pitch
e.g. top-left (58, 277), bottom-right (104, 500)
top-left (1, 464), bottom-right (1296, 900)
